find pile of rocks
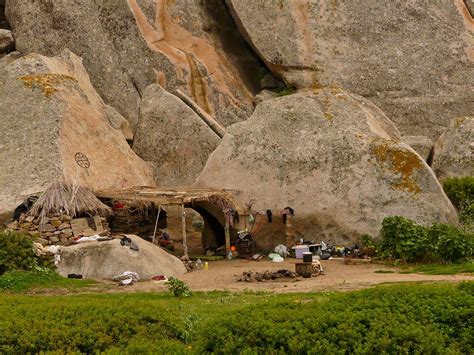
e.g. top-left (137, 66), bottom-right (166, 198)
top-left (237, 269), bottom-right (298, 282)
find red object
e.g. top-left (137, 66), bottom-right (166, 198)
top-left (152, 275), bottom-right (166, 281)
top-left (113, 202), bottom-right (125, 210)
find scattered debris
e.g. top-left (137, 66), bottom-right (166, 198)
top-left (113, 271), bottom-right (140, 286)
top-left (274, 244), bottom-right (289, 257)
top-left (67, 274), bottom-right (83, 279)
top-left (238, 269), bottom-right (298, 282)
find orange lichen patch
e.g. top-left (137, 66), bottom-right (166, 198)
top-left (455, 117), bottom-right (466, 127)
top-left (371, 139), bottom-right (423, 194)
top-left (19, 74), bottom-right (77, 98)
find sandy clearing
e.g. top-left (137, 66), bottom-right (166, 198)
top-left (115, 258), bottom-right (474, 294)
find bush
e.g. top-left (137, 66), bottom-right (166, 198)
top-left (430, 224), bottom-right (473, 262)
top-left (0, 230), bottom-right (37, 275)
top-left (443, 176), bottom-right (474, 228)
top-left (0, 283), bottom-right (472, 353)
top-left (166, 277), bottom-right (192, 297)
top-left (378, 217), bottom-right (473, 263)
top-left (195, 283), bottom-right (474, 354)
top-left (380, 216), bottom-right (431, 262)
top-left (360, 234), bottom-right (379, 256)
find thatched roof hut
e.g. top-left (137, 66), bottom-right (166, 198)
top-left (28, 181), bottom-right (111, 221)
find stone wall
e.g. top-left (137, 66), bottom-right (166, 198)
top-left (6, 213), bottom-right (109, 245)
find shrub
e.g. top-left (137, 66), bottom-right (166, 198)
top-left (380, 216), bottom-right (431, 262)
top-left (166, 277), bottom-right (192, 297)
top-left (443, 176), bottom-right (474, 228)
top-left (360, 234), bottom-right (379, 256)
top-left (0, 283), bottom-right (472, 353)
top-left (430, 224), bottom-right (473, 262)
top-left (195, 283), bottom-right (474, 354)
top-left (274, 85), bottom-right (297, 97)
top-left (0, 230), bottom-right (37, 274)
top-left (377, 217), bottom-right (473, 263)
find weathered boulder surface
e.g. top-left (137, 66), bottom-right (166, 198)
top-left (226, 0), bottom-right (474, 139)
top-left (403, 135), bottom-right (434, 162)
top-left (134, 84), bottom-right (220, 187)
top-left (6, 0), bottom-right (264, 130)
top-left (57, 235), bottom-right (187, 280)
top-left (431, 117), bottom-right (474, 180)
top-left (0, 49), bottom-right (155, 216)
top-left (196, 89), bottom-right (458, 246)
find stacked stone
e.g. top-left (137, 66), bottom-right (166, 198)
top-left (6, 214), bottom-right (109, 246)
top-left (7, 213), bottom-right (73, 245)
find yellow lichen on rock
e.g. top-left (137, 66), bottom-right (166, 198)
top-left (371, 139), bottom-right (423, 194)
top-left (18, 74), bottom-right (77, 97)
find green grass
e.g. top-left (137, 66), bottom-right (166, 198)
top-left (0, 271), bottom-right (97, 292)
top-left (0, 282), bottom-right (472, 353)
top-left (399, 261), bottom-right (474, 275)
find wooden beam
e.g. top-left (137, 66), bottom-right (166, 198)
top-left (175, 89), bottom-right (226, 138)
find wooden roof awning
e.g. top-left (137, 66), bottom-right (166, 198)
top-left (95, 186), bottom-right (246, 213)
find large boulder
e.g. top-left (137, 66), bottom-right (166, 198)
top-left (0, 49), bottom-right (155, 216)
top-left (6, 0), bottom-right (264, 129)
top-left (195, 89), bottom-right (458, 246)
top-left (431, 117), bottom-right (474, 180)
top-left (226, 0), bottom-right (474, 139)
top-left (57, 235), bottom-right (187, 280)
top-left (134, 84), bottom-right (220, 187)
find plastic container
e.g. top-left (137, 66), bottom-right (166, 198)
top-left (294, 245), bottom-right (310, 259)
top-left (195, 258), bottom-right (203, 270)
top-left (303, 252), bottom-right (313, 263)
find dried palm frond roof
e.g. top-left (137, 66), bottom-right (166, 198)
top-left (28, 181), bottom-right (112, 220)
top-left (96, 187), bottom-right (247, 214)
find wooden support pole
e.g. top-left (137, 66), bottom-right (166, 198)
top-left (286, 213), bottom-right (294, 249)
top-left (181, 204), bottom-right (188, 258)
top-left (152, 205), bottom-right (162, 244)
top-left (225, 219), bottom-right (231, 255)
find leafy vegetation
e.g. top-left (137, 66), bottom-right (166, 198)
top-left (0, 271), bottom-right (97, 292)
top-left (365, 216), bottom-right (473, 263)
top-left (443, 176), bottom-right (474, 230)
top-left (274, 85), bottom-right (297, 96)
top-left (0, 230), bottom-right (41, 275)
top-left (399, 261), bottom-right (474, 275)
top-left (166, 277), bottom-right (192, 297)
top-left (0, 283), bottom-right (471, 353)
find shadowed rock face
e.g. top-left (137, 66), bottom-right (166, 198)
top-left (432, 117), bottom-right (474, 180)
top-left (196, 90), bottom-right (458, 246)
top-left (226, 0), bottom-right (474, 140)
top-left (6, 0), bottom-right (264, 130)
top-left (134, 84), bottom-right (220, 187)
top-left (0, 50), bottom-right (155, 215)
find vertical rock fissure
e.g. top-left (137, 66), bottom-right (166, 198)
top-left (0, 0), bottom-right (10, 30)
top-left (204, 0), bottom-right (270, 94)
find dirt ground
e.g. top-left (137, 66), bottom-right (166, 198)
top-left (117, 258), bottom-right (474, 294)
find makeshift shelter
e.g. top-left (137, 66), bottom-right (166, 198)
top-left (96, 187), bottom-right (248, 257)
top-left (8, 181), bottom-right (111, 245)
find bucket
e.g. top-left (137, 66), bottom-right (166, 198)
top-left (303, 252), bottom-right (313, 263)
